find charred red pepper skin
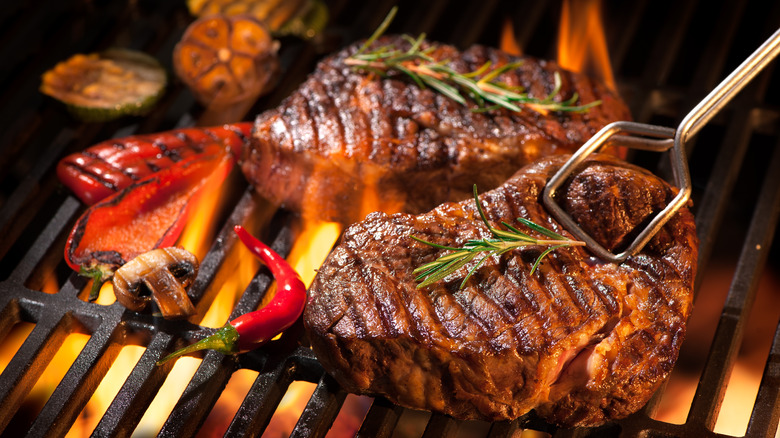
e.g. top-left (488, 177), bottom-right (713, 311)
top-left (65, 143), bottom-right (234, 300)
top-left (157, 226), bottom-right (307, 364)
top-left (57, 122), bottom-right (251, 205)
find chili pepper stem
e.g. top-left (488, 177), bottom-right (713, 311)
top-left (156, 323), bottom-right (239, 365)
top-left (155, 226), bottom-right (306, 367)
top-left (79, 264), bottom-right (114, 302)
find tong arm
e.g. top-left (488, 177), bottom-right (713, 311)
top-left (542, 121), bottom-right (686, 263)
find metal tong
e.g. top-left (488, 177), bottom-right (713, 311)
top-left (542, 28), bottom-right (780, 263)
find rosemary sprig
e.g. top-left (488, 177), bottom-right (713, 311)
top-left (346, 7), bottom-right (601, 115)
top-left (412, 185), bottom-right (585, 289)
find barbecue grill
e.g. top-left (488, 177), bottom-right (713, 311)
top-left (1, 0), bottom-right (779, 437)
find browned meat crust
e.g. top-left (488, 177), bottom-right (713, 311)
top-left (241, 36), bottom-right (631, 224)
top-left (304, 153), bottom-right (698, 427)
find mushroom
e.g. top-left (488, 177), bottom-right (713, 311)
top-left (113, 247), bottom-right (199, 319)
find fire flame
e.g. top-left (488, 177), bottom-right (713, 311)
top-left (218, 218), bottom-right (344, 436)
top-left (557, 0), bottom-right (616, 91)
top-left (286, 219), bottom-right (342, 287)
top-left (133, 167), bottom-right (255, 435)
top-left (500, 18), bottom-right (522, 56)
top-left (500, 0), bottom-right (616, 91)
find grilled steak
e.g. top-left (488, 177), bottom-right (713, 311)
top-left (241, 36), bottom-right (631, 224)
top-left (304, 153), bottom-right (698, 427)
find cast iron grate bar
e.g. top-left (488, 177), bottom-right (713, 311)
top-left (290, 373), bottom-right (347, 438)
top-left (356, 396), bottom-right (403, 437)
top-left (689, 128), bottom-right (780, 436)
top-left (6, 197), bottom-right (80, 285)
top-left (158, 204), bottom-right (293, 437)
top-left (688, 140), bottom-right (780, 433)
top-left (223, 348), bottom-right (312, 437)
top-left (746, 321), bottom-right (780, 437)
top-left (92, 333), bottom-right (178, 437)
top-left (27, 316), bottom-right (123, 438)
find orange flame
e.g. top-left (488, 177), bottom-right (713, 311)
top-left (178, 155), bottom-right (237, 260)
top-left (60, 159), bottom-right (245, 435)
top-left (287, 219), bottom-right (342, 287)
top-left (557, 0), bottom-right (615, 91)
top-left (500, 18), bottom-right (523, 56)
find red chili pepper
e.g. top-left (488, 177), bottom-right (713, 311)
top-left (65, 143), bottom-right (234, 301)
top-left (156, 225), bottom-right (307, 364)
top-left (57, 122), bottom-right (251, 205)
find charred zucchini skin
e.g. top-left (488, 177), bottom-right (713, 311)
top-left (41, 48), bottom-right (167, 123)
top-left (63, 88), bottom-right (166, 123)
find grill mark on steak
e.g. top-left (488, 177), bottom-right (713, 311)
top-left (304, 153), bottom-right (698, 427)
top-left (241, 35), bottom-right (631, 224)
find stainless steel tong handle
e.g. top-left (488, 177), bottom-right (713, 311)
top-left (543, 27), bottom-right (780, 263)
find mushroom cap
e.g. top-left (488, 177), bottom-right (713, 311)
top-left (112, 247), bottom-right (199, 317)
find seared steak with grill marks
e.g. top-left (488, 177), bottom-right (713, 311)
top-left (241, 36), bottom-right (631, 224)
top-left (304, 153), bottom-right (698, 427)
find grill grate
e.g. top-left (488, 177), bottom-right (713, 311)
top-left (1, 0), bottom-right (779, 437)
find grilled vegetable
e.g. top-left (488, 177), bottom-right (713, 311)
top-left (113, 247), bottom-right (199, 319)
top-left (186, 0), bottom-right (329, 40)
top-left (64, 144), bottom-right (233, 301)
top-left (173, 14), bottom-right (280, 107)
top-left (57, 122), bottom-right (251, 205)
top-left (157, 225), bottom-right (306, 364)
top-left (40, 48), bottom-right (167, 122)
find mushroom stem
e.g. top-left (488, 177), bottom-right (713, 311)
top-left (112, 247), bottom-right (199, 319)
top-left (146, 268), bottom-right (197, 318)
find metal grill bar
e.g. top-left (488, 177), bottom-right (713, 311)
top-left (27, 317), bottom-right (121, 438)
top-left (223, 348), bottom-right (309, 437)
top-left (290, 373), bottom-right (347, 437)
top-left (705, 136), bottom-right (780, 437)
top-left (747, 322), bottom-right (780, 437)
top-left (356, 396), bottom-right (404, 437)
top-left (92, 334), bottom-right (177, 437)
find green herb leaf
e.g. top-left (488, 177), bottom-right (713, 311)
top-left (346, 9), bottom-right (601, 115)
top-left (412, 185), bottom-right (585, 289)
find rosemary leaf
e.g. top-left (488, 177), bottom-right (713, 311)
top-left (412, 185), bottom-right (585, 289)
top-left (347, 10), bottom-right (601, 115)
top-left (395, 64), bottom-right (426, 89)
top-left (478, 61), bottom-right (523, 84)
top-left (530, 244), bottom-right (568, 274)
top-left (462, 60), bottom-right (493, 79)
top-left (422, 75), bottom-right (468, 105)
top-left (416, 251), bottom-right (477, 288)
top-left (515, 217), bottom-right (569, 240)
top-left (356, 6), bottom-right (398, 54)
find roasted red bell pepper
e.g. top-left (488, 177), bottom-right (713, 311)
top-left (157, 225), bottom-right (306, 364)
top-left (64, 143), bottom-right (234, 301)
top-left (57, 122), bottom-right (251, 205)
